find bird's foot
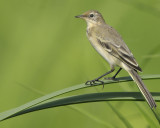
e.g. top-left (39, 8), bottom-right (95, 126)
top-left (85, 79), bottom-right (104, 87)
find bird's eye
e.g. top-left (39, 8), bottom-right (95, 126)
top-left (89, 14), bottom-right (94, 18)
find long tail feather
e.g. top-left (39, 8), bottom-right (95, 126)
top-left (127, 69), bottom-right (160, 123)
top-left (128, 69), bottom-right (156, 108)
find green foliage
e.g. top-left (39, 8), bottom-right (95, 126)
top-left (0, 0), bottom-right (160, 127)
top-left (0, 75), bottom-right (159, 120)
top-left (1, 75), bottom-right (160, 125)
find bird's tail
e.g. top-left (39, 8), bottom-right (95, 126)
top-left (127, 69), bottom-right (156, 109)
top-left (127, 69), bottom-right (160, 123)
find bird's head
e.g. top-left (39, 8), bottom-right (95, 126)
top-left (75, 10), bottom-right (105, 25)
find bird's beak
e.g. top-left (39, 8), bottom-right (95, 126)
top-left (75, 15), bottom-right (85, 18)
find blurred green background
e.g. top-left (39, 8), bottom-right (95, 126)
top-left (0, 0), bottom-right (160, 127)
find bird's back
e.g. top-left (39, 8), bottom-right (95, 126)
top-left (89, 23), bottom-right (142, 72)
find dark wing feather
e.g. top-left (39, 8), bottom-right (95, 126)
top-left (97, 39), bottom-right (142, 72)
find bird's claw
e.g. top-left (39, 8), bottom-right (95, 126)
top-left (85, 79), bottom-right (104, 88)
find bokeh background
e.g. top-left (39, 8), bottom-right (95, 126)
top-left (0, 0), bottom-right (160, 127)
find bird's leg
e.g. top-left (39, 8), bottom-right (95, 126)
top-left (85, 68), bottom-right (115, 87)
top-left (105, 68), bottom-right (122, 80)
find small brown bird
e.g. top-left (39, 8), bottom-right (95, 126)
top-left (75, 10), bottom-right (157, 110)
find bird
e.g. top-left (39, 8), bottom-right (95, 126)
top-left (75, 10), bottom-right (157, 111)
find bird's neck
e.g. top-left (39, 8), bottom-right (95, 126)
top-left (86, 22), bottom-right (96, 38)
top-left (87, 21), bottom-right (96, 28)
top-left (86, 20), bottom-right (105, 29)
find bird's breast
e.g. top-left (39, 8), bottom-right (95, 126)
top-left (86, 31), bottom-right (118, 67)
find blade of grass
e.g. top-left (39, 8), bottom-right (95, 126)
top-left (18, 83), bottom-right (114, 128)
top-left (5, 92), bottom-right (160, 121)
top-left (0, 74), bottom-right (160, 121)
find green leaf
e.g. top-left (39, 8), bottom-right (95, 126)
top-left (0, 74), bottom-right (160, 122)
top-left (6, 92), bottom-right (160, 120)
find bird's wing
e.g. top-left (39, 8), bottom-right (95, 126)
top-left (96, 36), bottom-right (142, 72)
